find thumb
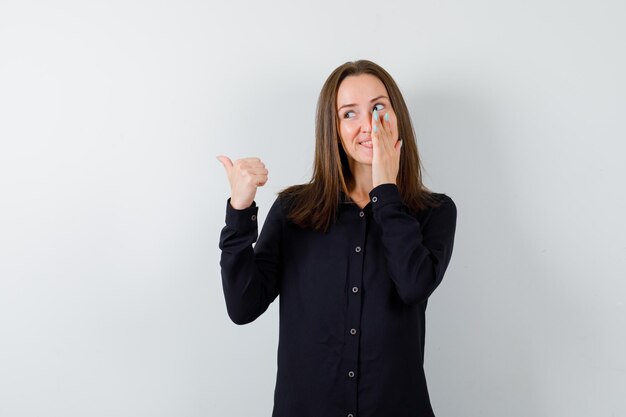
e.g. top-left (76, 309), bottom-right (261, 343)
top-left (216, 155), bottom-right (233, 174)
top-left (395, 139), bottom-right (403, 153)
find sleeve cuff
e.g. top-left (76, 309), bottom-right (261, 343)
top-left (369, 183), bottom-right (402, 208)
top-left (225, 198), bottom-right (259, 234)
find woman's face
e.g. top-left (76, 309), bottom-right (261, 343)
top-left (336, 73), bottom-right (398, 167)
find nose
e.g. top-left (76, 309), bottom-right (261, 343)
top-left (361, 118), bottom-right (372, 133)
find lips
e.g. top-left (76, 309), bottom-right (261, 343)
top-left (358, 137), bottom-right (373, 148)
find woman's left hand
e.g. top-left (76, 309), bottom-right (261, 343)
top-left (371, 109), bottom-right (402, 188)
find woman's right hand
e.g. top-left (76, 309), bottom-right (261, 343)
top-left (216, 155), bottom-right (269, 209)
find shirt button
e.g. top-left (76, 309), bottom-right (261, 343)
top-left (352, 286), bottom-right (359, 293)
top-left (371, 196), bottom-right (378, 203)
top-left (359, 211), bottom-right (364, 217)
top-left (350, 328), bottom-right (357, 335)
top-left (355, 246), bottom-right (361, 253)
top-left (348, 370), bottom-right (355, 378)
top-left (251, 214), bottom-right (257, 221)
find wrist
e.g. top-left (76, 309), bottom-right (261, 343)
top-left (373, 180), bottom-right (397, 188)
top-left (229, 198), bottom-right (253, 210)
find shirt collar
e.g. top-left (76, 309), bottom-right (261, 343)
top-left (339, 191), bottom-right (372, 211)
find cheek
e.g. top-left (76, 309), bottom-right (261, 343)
top-left (339, 121), bottom-right (359, 141)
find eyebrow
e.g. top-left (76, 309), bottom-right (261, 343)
top-left (337, 95), bottom-right (389, 112)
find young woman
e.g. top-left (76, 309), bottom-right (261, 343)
top-left (217, 60), bottom-right (457, 417)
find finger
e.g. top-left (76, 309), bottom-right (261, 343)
top-left (238, 158), bottom-right (265, 169)
top-left (383, 111), bottom-right (392, 136)
top-left (255, 174), bottom-right (269, 186)
top-left (371, 116), bottom-right (380, 152)
top-left (248, 167), bottom-right (269, 175)
top-left (248, 161), bottom-right (266, 169)
top-left (372, 108), bottom-right (382, 133)
top-left (374, 111), bottom-right (392, 154)
top-left (382, 112), bottom-right (395, 146)
top-left (372, 108), bottom-right (385, 136)
top-left (216, 155), bottom-right (233, 173)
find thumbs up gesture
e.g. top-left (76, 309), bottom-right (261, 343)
top-left (217, 156), bottom-right (269, 210)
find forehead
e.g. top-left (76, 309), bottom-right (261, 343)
top-left (336, 74), bottom-right (388, 106)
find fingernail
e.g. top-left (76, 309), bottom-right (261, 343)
top-left (373, 124), bottom-right (378, 133)
top-left (373, 109), bottom-right (379, 121)
top-left (384, 112), bottom-right (389, 122)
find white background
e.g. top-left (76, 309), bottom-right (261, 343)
top-left (1, 1), bottom-right (625, 416)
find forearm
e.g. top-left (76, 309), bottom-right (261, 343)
top-left (219, 198), bottom-right (282, 324)
top-left (370, 184), bottom-right (457, 305)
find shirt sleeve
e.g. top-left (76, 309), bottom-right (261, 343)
top-left (218, 197), bottom-right (283, 325)
top-left (369, 183), bottom-right (457, 305)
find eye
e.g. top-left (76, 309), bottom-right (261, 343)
top-left (343, 110), bottom-right (356, 119)
top-left (373, 103), bottom-right (385, 112)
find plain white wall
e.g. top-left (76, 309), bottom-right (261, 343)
top-left (1, 0), bottom-right (624, 416)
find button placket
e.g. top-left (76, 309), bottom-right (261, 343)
top-left (345, 204), bottom-right (367, 414)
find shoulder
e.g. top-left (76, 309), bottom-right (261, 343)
top-left (268, 184), bottom-right (308, 220)
top-left (421, 192), bottom-right (457, 228)
top-left (267, 194), bottom-right (290, 219)
top-left (432, 192), bottom-right (456, 211)
top-left (275, 183), bottom-right (313, 212)
top-left (277, 183), bottom-right (309, 201)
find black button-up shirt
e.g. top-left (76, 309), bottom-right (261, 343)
top-left (219, 183), bottom-right (457, 417)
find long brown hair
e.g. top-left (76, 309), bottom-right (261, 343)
top-left (278, 59), bottom-right (440, 232)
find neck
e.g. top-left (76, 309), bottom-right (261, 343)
top-left (347, 160), bottom-right (373, 202)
